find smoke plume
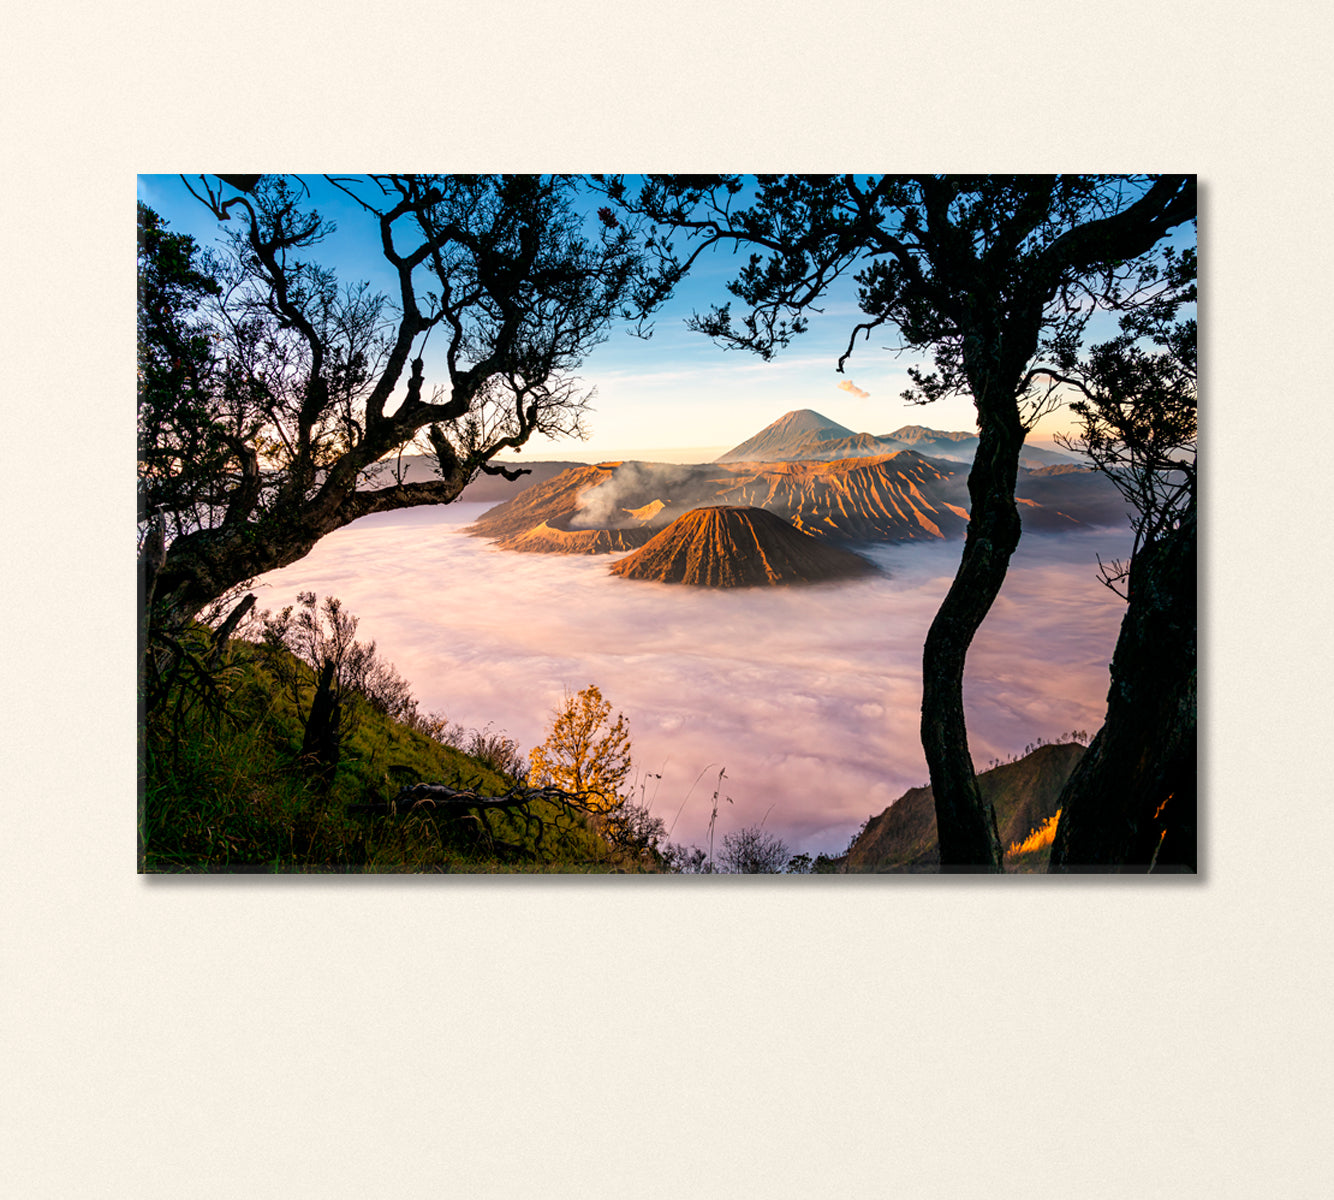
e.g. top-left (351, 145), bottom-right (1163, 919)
top-left (570, 460), bottom-right (708, 529)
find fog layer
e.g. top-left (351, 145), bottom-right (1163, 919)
top-left (255, 503), bottom-right (1131, 857)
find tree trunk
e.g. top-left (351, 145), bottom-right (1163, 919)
top-left (301, 660), bottom-right (343, 791)
top-left (138, 514), bottom-right (167, 697)
top-left (920, 415), bottom-right (1024, 871)
top-left (1049, 502), bottom-right (1196, 872)
top-left (149, 467), bottom-right (471, 629)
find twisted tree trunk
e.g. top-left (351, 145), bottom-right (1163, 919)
top-left (301, 660), bottom-right (343, 791)
top-left (920, 405), bottom-right (1025, 870)
top-left (150, 463), bottom-right (473, 629)
top-left (1049, 502), bottom-right (1196, 872)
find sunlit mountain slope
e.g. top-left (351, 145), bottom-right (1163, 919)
top-left (609, 506), bottom-right (877, 587)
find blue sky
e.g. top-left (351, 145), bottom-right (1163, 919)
top-left (137, 174), bottom-right (1192, 461)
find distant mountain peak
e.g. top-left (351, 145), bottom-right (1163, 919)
top-left (717, 410), bottom-right (856, 462)
top-left (772, 408), bottom-right (850, 430)
top-left (882, 424), bottom-right (976, 444)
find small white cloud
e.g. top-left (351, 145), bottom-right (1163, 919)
top-left (838, 380), bottom-right (870, 400)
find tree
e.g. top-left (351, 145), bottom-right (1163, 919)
top-left (1054, 262), bottom-right (1197, 597)
top-left (717, 826), bottom-right (790, 873)
top-left (1047, 505), bottom-right (1195, 871)
top-left (258, 590), bottom-right (419, 786)
top-left (600, 799), bottom-right (667, 858)
top-left (785, 852), bottom-right (814, 874)
top-left (600, 174), bottom-right (1196, 870)
top-left (527, 684), bottom-right (632, 813)
top-left (139, 175), bottom-right (665, 641)
top-left (137, 202), bottom-right (227, 534)
top-left (1047, 286), bottom-right (1198, 871)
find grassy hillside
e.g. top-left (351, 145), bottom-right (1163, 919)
top-left (140, 630), bottom-right (647, 873)
top-left (842, 742), bottom-right (1085, 873)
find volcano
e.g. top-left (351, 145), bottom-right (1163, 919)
top-left (469, 451), bottom-right (1121, 556)
top-left (609, 506), bottom-right (877, 588)
top-left (715, 409), bottom-right (1076, 469)
top-left (470, 453), bottom-right (975, 550)
top-left (716, 409), bottom-right (856, 462)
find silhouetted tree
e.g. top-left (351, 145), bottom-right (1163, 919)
top-left (1048, 279), bottom-right (1198, 871)
top-left (140, 175), bottom-right (666, 639)
top-left (258, 590), bottom-right (419, 786)
top-left (1054, 257), bottom-right (1197, 596)
top-left (1048, 504), bottom-right (1196, 871)
top-left (785, 852), bottom-right (814, 874)
top-left (137, 202), bottom-right (227, 535)
top-left (717, 826), bottom-right (790, 873)
top-left (600, 174), bottom-right (1196, 870)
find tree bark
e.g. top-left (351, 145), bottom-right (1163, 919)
top-left (1049, 502), bottom-right (1196, 872)
top-left (301, 660), bottom-right (342, 791)
top-left (149, 468), bottom-right (470, 628)
top-left (137, 514), bottom-right (167, 697)
top-left (921, 407), bottom-right (1024, 870)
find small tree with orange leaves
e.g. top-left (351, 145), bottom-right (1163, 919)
top-left (528, 685), bottom-right (632, 814)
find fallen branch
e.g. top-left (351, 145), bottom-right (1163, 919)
top-left (349, 781), bottom-right (596, 817)
top-left (348, 781), bottom-right (601, 858)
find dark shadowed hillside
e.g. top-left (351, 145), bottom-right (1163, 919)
top-left (1014, 465), bottom-right (1129, 529)
top-left (842, 742), bottom-right (1085, 872)
top-left (609, 506), bottom-right (878, 587)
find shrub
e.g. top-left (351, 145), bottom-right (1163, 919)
top-left (717, 826), bottom-right (790, 874)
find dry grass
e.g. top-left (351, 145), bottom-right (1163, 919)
top-left (1006, 809), bottom-right (1062, 859)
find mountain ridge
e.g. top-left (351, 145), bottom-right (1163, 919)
top-left (468, 452), bottom-right (1126, 556)
top-left (718, 409), bottom-right (1076, 469)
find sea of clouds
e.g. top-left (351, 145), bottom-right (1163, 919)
top-left (253, 502), bottom-right (1132, 858)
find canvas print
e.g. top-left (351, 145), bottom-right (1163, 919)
top-left (137, 174), bottom-right (1196, 874)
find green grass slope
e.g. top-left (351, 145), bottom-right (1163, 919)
top-left (140, 636), bottom-right (641, 873)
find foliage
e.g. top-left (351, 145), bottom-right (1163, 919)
top-left (598, 173), bottom-right (1196, 871)
top-left (661, 842), bottom-right (710, 873)
top-left (137, 201), bottom-right (227, 531)
top-left (140, 631), bottom-right (643, 873)
top-left (455, 724), bottom-right (527, 780)
top-left (1055, 250), bottom-right (1197, 594)
top-left (139, 175), bottom-right (672, 631)
top-left (248, 590), bottom-right (419, 787)
top-left (258, 590), bottom-right (415, 724)
top-left (599, 174), bottom-right (1195, 423)
top-left (527, 684), bottom-right (632, 813)
top-left (599, 798), bottom-right (668, 859)
top-left (717, 825), bottom-right (791, 874)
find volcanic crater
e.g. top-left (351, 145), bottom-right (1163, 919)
top-left (609, 506), bottom-right (879, 588)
